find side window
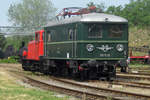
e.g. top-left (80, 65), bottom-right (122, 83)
top-left (48, 33), bottom-right (51, 42)
top-left (47, 31), bottom-right (51, 42)
top-left (88, 24), bottom-right (102, 38)
top-left (109, 25), bottom-right (123, 38)
top-left (68, 29), bottom-right (73, 40)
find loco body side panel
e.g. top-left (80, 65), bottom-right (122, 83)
top-left (44, 23), bottom-right (78, 59)
top-left (44, 23), bottom-right (128, 61)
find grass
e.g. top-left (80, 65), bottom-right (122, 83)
top-left (129, 27), bottom-right (150, 47)
top-left (0, 56), bottom-right (18, 63)
top-left (129, 27), bottom-right (150, 56)
top-left (0, 69), bottom-right (69, 100)
top-left (0, 59), bottom-right (18, 63)
top-left (129, 63), bottom-right (150, 70)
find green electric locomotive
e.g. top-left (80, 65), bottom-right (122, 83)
top-left (43, 12), bottom-right (128, 80)
top-left (21, 7), bottom-right (128, 80)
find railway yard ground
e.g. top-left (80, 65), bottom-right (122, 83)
top-left (0, 64), bottom-right (73, 100)
top-left (1, 63), bottom-right (150, 100)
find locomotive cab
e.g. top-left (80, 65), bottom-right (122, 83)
top-left (75, 22), bottom-right (128, 79)
top-left (22, 30), bottom-right (44, 60)
top-left (82, 23), bottom-right (128, 73)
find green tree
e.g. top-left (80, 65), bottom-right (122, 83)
top-left (7, 0), bottom-right (56, 51)
top-left (86, 2), bottom-right (105, 12)
top-left (0, 33), bottom-right (6, 50)
top-left (87, 2), bottom-right (95, 7)
top-left (4, 35), bottom-right (33, 51)
top-left (106, 5), bottom-right (123, 15)
top-left (106, 0), bottom-right (150, 27)
top-left (8, 0), bottom-right (57, 27)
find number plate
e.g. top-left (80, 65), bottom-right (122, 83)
top-left (100, 54), bottom-right (111, 57)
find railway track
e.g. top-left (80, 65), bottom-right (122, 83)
top-left (118, 72), bottom-right (150, 76)
top-left (112, 80), bottom-right (150, 89)
top-left (7, 69), bottom-right (121, 100)
top-left (4, 64), bottom-right (150, 100)
top-left (24, 75), bottom-right (150, 100)
top-left (89, 79), bottom-right (150, 90)
top-left (138, 70), bottom-right (150, 73)
top-left (117, 73), bottom-right (150, 81)
top-left (15, 71), bottom-right (150, 100)
top-left (9, 67), bottom-right (150, 89)
top-left (10, 68), bottom-right (150, 89)
top-left (24, 76), bottom-right (122, 100)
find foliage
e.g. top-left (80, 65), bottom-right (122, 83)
top-left (7, 0), bottom-right (56, 51)
top-left (7, 0), bottom-right (57, 52)
top-left (86, 2), bottom-right (105, 12)
top-left (129, 27), bottom-right (150, 47)
top-left (106, 0), bottom-right (150, 27)
top-left (129, 63), bottom-right (150, 69)
top-left (4, 35), bottom-right (33, 52)
top-left (8, 0), bottom-right (57, 27)
top-left (128, 27), bottom-right (150, 56)
top-left (0, 33), bottom-right (6, 51)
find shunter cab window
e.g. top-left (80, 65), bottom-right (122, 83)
top-left (88, 24), bottom-right (102, 38)
top-left (35, 33), bottom-right (39, 41)
top-left (109, 25), bottom-right (123, 38)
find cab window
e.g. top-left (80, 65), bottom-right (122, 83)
top-left (109, 25), bottom-right (123, 38)
top-left (88, 24), bottom-right (102, 38)
top-left (47, 30), bottom-right (56, 42)
top-left (35, 33), bottom-right (39, 41)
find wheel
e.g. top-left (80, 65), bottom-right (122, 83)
top-left (22, 61), bottom-right (28, 71)
top-left (22, 66), bottom-right (28, 71)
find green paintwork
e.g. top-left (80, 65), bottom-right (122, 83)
top-left (46, 40), bottom-right (128, 45)
top-left (44, 22), bottom-right (128, 61)
top-left (41, 57), bottom-right (125, 60)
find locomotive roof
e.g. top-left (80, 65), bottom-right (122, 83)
top-left (45, 13), bottom-right (128, 27)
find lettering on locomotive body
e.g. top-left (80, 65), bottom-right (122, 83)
top-left (96, 45), bottom-right (113, 52)
top-left (100, 54), bottom-right (111, 57)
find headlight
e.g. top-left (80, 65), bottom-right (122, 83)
top-left (86, 44), bottom-right (94, 52)
top-left (116, 44), bottom-right (124, 52)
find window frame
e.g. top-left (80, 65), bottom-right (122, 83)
top-left (87, 23), bottom-right (103, 39)
top-left (35, 33), bottom-right (39, 41)
top-left (108, 24), bottom-right (124, 38)
top-left (68, 28), bottom-right (74, 40)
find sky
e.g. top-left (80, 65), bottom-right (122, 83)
top-left (0, 0), bottom-right (130, 26)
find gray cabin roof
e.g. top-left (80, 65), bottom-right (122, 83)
top-left (46, 13), bottom-right (128, 27)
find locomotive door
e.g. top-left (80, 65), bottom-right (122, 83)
top-left (73, 29), bottom-right (77, 58)
top-left (69, 27), bottom-right (76, 58)
top-left (35, 32), bottom-right (39, 60)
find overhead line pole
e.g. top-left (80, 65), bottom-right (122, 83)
top-left (0, 26), bottom-right (42, 36)
top-left (0, 26), bottom-right (42, 28)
